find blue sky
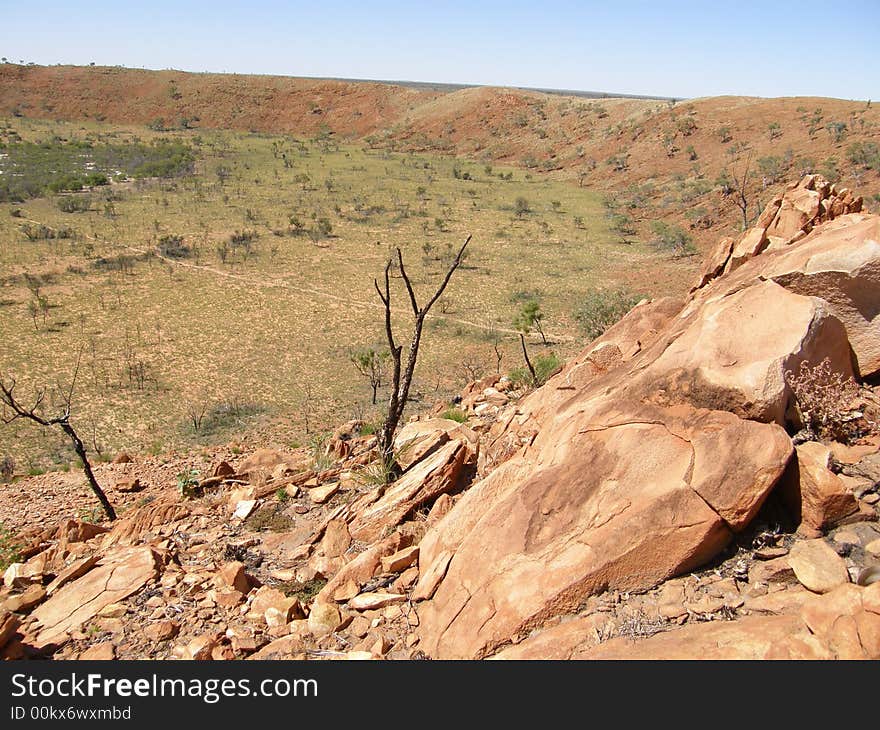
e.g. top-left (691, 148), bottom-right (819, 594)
top-left (2, 1), bottom-right (878, 100)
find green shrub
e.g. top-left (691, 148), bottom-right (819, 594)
top-left (509, 352), bottom-right (562, 388)
top-left (157, 234), bottom-right (191, 258)
top-left (0, 523), bottom-right (22, 571)
top-left (0, 137), bottom-right (194, 202)
top-left (650, 221), bottom-right (696, 255)
top-left (757, 156), bottom-right (785, 184)
top-left (847, 141), bottom-right (880, 171)
top-left (440, 407), bottom-right (468, 423)
top-left (57, 194), bottom-right (92, 213)
top-left (574, 287), bottom-right (641, 340)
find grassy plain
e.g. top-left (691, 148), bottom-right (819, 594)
top-left (0, 117), bottom-right (666, 472)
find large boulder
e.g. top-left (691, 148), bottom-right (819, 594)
top-left (416, 400), bottom-right (792, 659)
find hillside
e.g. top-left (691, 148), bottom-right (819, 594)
top-left (3, 63), bottom-right (880, 260)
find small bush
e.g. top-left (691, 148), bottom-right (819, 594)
top-left (650, 221), bottom-right (696, 256)
top-left (440, 407), bottom-right (468, 423)
top-left (0, 523), bottom-right (22, 571)
top-left (847, 141), bottom-right (880, 171)
top-left (509, 352), bottom-right (562, 388)
top-left (157, 234), bottom-right (191, 258)
top-left (574, 288), bottom-right (641, 341)
top-left (57, 195), bottom-right (92, 213)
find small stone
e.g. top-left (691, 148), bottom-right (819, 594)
top-left (79, 642), bottom-right (115, 660)
top-left (114, 478), bottom-right (142, 493)
top-left (749, 557), bottom-right (797, 586)
top-left (309, 483), bottom-right (340, 504)
top-left (346, 651), bottom-right (375, 660)
top-left (866, 539), bottom-right (880, 555)
top-left (213, 461), bottom-right (235, 478)
top-left (144, 621), bottom-right (179, 642)
top-left (185, 634), bottom-right (216, 660)
top-left (319, 520), bottom-right (351, 558)
top-left (307, 602), bottom-right (341, 638)
top-left (215, 561), bottom-right (251, 593)
top-left (332, 579), bottom-right (360, 603)
top-left (233, 500), bottom-right (258, 519)
top-left (788, 539), bottom-right (850, 593)
top-left (212, 645), bottom-right (235, 661)
top-left (370, 634), bottom-right (391, 656)
top-left (349, 616), bottom-right (371, 639)
top-left (381, 545), bottom-right (419, 574)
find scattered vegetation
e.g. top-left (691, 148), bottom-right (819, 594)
top-left (650, 221), bottom-right (696, 255)
top-left (0, 522), bottom-right (22, 571)
top-left (574, 288), bottom-right (641, 341)
top-left (0, 137), bottom-right (194, 202)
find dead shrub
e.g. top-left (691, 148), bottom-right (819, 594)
top-left (784, 358), bottom-right (877, 442)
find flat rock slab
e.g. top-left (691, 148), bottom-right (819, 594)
top-left (788, 539), bottom-right (850, 593)
top-left (348, 592), bottom-right (407, 611)
top-left (28, 546), bottom-right (158, 649)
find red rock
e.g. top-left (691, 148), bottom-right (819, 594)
top-left (79, 642), bottom-right (115, 660)
top-left (780, 442), bottom-right (859, 531)
top-left (28, 546), bottom-right (158, 649)
top-left (215, 561), bottom-right (251, 594)
top-left (380, 546), bottom-right (419, 574)
top-left (348, 592), bottom-right (406, 611)
top-left (348, 439), bottom-right (473, 543)
top-left (144, 621), bottom-right (179, 642)
top-left (788, 539), bottom-right (850, 593)
top-left (0, 610), bottom-right (21, 650)
top-left (2, 584), bottom-right (46, 613)
top-left (185, 634), bottom-right (216, 660)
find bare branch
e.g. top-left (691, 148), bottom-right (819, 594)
top-left (422, 235), bottom-right (471, 314)
top-left (396, 248), bottom-right (419, 316)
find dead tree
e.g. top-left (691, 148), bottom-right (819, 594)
top-left (374, 235), bottom-right (471, 480)
top-left (732, 153), bottom-right (753, 231)
top-left (0, 366), bottom-right (117, 521)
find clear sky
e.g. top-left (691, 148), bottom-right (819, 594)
top-left (2, 1), bottom-right (878, 100)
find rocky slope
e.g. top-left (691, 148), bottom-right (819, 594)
top-left (1, 176), bottom-right (880, 660)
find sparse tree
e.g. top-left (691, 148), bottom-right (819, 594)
top-left (373, 235), bottom-right (471, 480)
top-left (0, 362), bottom-right (116, 520)
top-left (514, 298), bottom-right (547, 345)
top-left (731, 153), bottom-right (753, 230)
top-left (350, 347), bottom-right (389, 405)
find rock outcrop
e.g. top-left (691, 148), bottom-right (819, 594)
top-left (416, 175), bottom-right (880, 658)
